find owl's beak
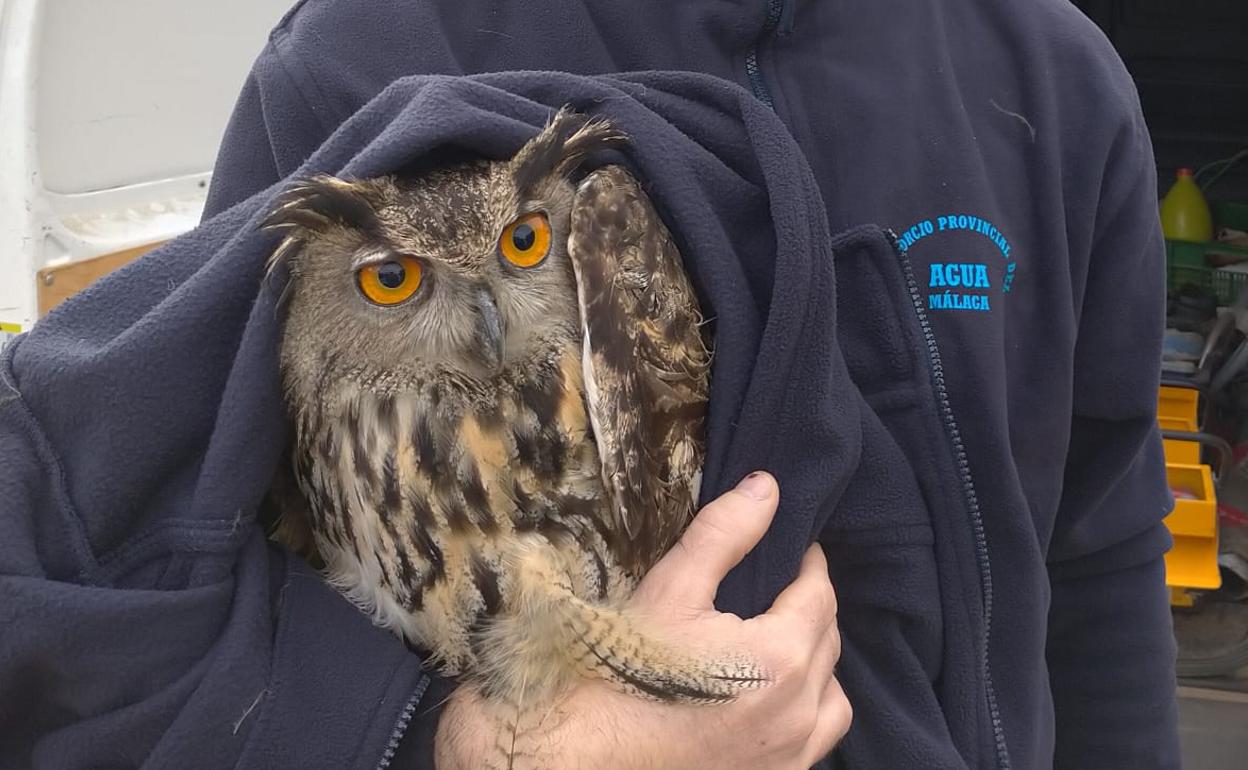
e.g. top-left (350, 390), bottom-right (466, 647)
top-left (473, 289), bottom-right (505, 372)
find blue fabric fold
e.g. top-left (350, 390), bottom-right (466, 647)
top-left (0, 70), bottom-right (1067, 769)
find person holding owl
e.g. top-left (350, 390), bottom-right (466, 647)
top-left (205, 1), bottom-right (1180, 762)
top-left (0, 1), bottom-right (1178, 769)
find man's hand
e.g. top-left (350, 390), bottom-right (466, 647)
top-left (435, 472), bottom-right (851, 769)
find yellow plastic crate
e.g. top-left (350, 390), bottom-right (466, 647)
top-left (1158, 386), bottom-right (1199, 430)
top-left (1159, 416), bottom-right (1201, 464)
top-left (1163, 463), bottom-right (1221, 593)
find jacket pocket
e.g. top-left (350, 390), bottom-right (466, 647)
top-left (822, 225), bottom-right (990, 769)
top-left (824, 225), bottom-right (939, 544)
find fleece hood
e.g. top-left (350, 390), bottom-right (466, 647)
top-left (3, 72), bottom-right (935, 769)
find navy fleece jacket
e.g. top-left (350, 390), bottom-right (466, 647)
top-left (0, 1), bottom-right (1178, 769)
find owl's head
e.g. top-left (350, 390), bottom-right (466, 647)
top-left (264, 109), bottom-right (625, 387)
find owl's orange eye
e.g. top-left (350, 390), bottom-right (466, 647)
top-left (499, 212), bottom-right (551, 268)
top-left (357, 256), bottom-right (423, 306)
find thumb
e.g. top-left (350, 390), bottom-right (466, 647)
top-left (638, 471), bottom-right (778, 609)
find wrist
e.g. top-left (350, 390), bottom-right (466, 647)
top-left (434, 683), bottom-right (653, 770)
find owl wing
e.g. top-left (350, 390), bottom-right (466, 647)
top-left (567, 165), bottom-right (712, 576)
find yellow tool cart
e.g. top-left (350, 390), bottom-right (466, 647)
top-left (1158, 383), bottom-right (1225, 606)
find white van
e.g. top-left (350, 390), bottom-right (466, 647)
top-left (0, 0), bottom-right (290, 346)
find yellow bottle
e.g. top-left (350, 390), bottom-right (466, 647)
top-left (1161, 167), bottom-right (1214, 242)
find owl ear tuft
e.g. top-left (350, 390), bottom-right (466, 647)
top-left (262, 174), bottom-right (384, 279)
top-left (262, 174), bottom-right (383, 238)
top-left (512, 107), bottom-right (628, 195)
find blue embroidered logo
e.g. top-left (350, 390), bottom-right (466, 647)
top-left (896, 213), bottom-right (1017, 313)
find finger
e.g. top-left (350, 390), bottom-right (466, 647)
top-left (804, 620), bottom-right (843, 697)
top-left (640, 471), bottom-right (778, 608)
top-left (764, 544), bottom-right (837, 632)
top-left (803, 676), bottom-right (852, 766)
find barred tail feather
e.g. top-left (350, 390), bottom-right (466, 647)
top-left (472, 544), bottom-right (767, 708)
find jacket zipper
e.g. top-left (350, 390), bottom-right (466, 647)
top-left (374, 677), bottom-right (428, 770)
top-left (745, 0), bottom-right (785, 108)
top-left (886, 229), bottom-right (1012, 770)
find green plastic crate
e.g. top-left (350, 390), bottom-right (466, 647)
top-left (1165, 199), bottom-right (1248, 304)
top-left (1166, 243), bottom-right (1248, 305)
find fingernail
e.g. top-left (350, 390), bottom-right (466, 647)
top-left (736, 471), bottom-right (772, 501)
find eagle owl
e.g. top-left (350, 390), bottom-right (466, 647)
top-left (263, 109), bottom-right (764, 714)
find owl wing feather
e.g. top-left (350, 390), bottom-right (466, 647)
top-left (567, 165), bottom-right (712, 576)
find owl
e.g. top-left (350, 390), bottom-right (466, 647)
top-left (262, 109), bottom-right (764, 718)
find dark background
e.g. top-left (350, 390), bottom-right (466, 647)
top-left (1075, 0), bottom-right (1248, 202)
